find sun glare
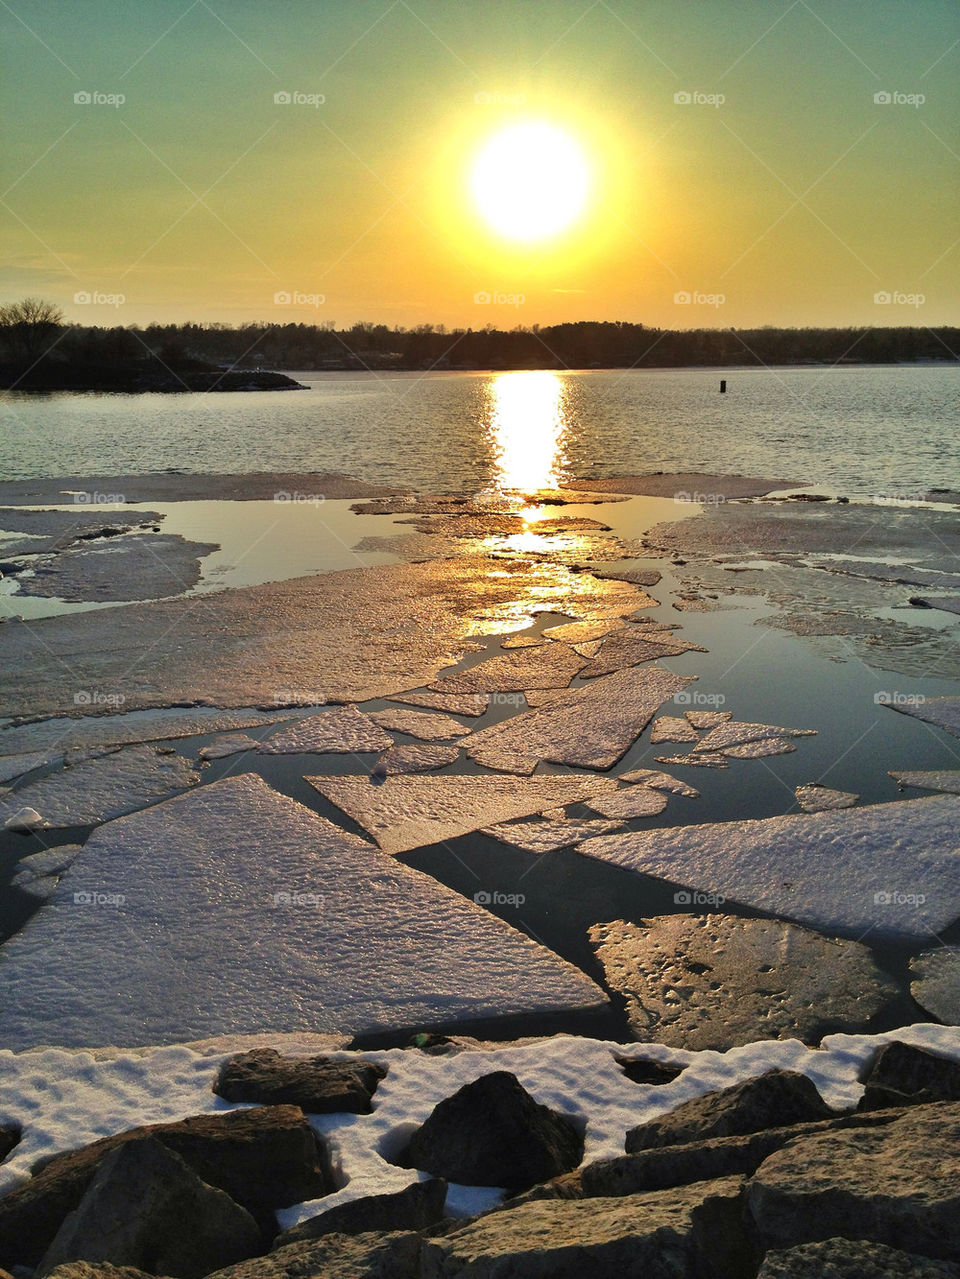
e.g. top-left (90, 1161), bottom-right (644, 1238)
top-left (486, 370), bottom-right (568, 490)
top-left (470, 123), bottom-right (590, 242)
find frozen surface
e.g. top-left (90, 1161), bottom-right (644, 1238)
top-left (197, 733), bottom-right (261, 761)
top-left (722, 738), bottom-right (797, 758)
top-left (620, 769), bottom-right (699, 797)
top-left (0, 775), bottom-right (606, 1050)
top-left (578, 795), bottom-right (960, 943)
top-left (0, 751), bottom-right (61, 784)
top-left (10, 846), bottom-right (79, 900)
top-left (463, 666), bottom-right (693, 771)
top-left (430, 643), bottom-right (586, 694)
top-left (541, 620), bottom-right (623, 644)
top-left (372, 743), bottom-right (460, 776)
top-left (656, 752), bottom-right (729, 768)
top-left (15, 533), bottom-right (217, 604)
top-left (0, 707), bottom-right (289, 757)
top-left (650, 717), bottom-right (699, 744)
top-left (390, 690), bottom-right (489, 717)
top-left (305, 773), bottom-right (618, 855)
top-left (579, 628), bottom-right (706, 678)
top-left (685, 711), bottom-right (732, 729)
top-left (481, 817), bottom-right (624, 853)
top-left (3, 1024), bottom-right (959, 1224)
top-left (890, 770), bottom-right (960, 796)
top-left (259, 706), bottom-right (393, 754)
top-left (795, 784), bottom-right (859, 812)
top-left (586, 787), bottom-right (670, 820)
top-left (910, 947), bottom-right (960, 1024)
top-left (695, 721), bottom-right (817, 752)
top-left (368, 708), bottom-right (467, 741)
top-left (0, 745), bottom-right (199, 829)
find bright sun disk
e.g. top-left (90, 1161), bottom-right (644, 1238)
top-left (470, 122), bottom-right (590, 242)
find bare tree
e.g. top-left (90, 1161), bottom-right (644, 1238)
top-left (0, 297), bottom-right (65, 364)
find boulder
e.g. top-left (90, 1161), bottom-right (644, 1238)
top-left (421, 1176), bottom-right (756, 1278)
top-left (626, 1070), bottom-right (839, 1153)
top-left (213, 1049), bottom-right (387, 1114)
top-left (37, 1138), bottom-right (261, 1278)
top-left (205, 1231), bottom-right (421, 1279)
top-left (747, 1102), bottom-right (960, 1260)
top-left (0, 1127), bottom-right (20, 1163)
top-left (756, 1237), bottom-right (960, 1276)
top-left (858, 1040), bottom-right (960, 1110)
top-left (400, 1071), bottom-right (583, 1190)
top-left (41, 1267), bottom-right (159, 1279)
top-left (272, 1178), bottom-right (447, 1246)
top-left (614, 1056), bottom-right (685, 1086)
top-left (0, 1105), bottom-right (332, 1267)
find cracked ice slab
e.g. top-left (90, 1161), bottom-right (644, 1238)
top-left (586, 787), bottom-right (669, 820)
top-left (694, 720), bottom-right (817, 752)
top-left (910, 947), bottom-right (960, 1024)
top-left (650, 717), bottom-right (699, 745)
top-left (722, 738), bottom-right (797, 759)
top-left (0, 707), bottom-right (290, 757)
top-left (890, 770), bottom-right (960, 795)
top-left (0, 745), bottom-right (199, 829)
top-left (429, 643), bottom-right (587, 694)
top-left (372, 743), bottom-right (460, 776)
top-left (390, 690), bottom-right (489, 717)
top-left (795, 785), bottom-right (859, 812)
top-left (884, 696), bottom-right (960, 739)
top-left (304, 773), bottom-right (619, 855)
top-left (368, 708), bottom-right (467, 741)
top-left (579, 628), bottom-right (707, 679)
top-left (0, 751), bottom-right (62, 784)
top-left (619, 769), bottom-right (699, 797)
top-left (198, 733), bottom-right (261, 761)
top-left (259, 706), bottom-right (393, 754)
top-left (0, 774), bottom-right (606, 1049)
top-left (462, 666), bottom-right (694, 772)
top-left (577, 795), bottom-right (960, 943)
top-left (481, 817), bottom-right (624, 853)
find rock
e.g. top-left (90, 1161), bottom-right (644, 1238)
top-left (205, 1231), bottom-right (421, 1279)
top-left (858, 1041), bottom-right (960, 1110)
top-left (613, 1055), bottom-right (685, 1086)
top-left (626, 1070), bottom-right (840, 1153)
top-left (747, 1101), bottom-right (960, 1260)
top-left (421, 1176), bottom-right (756, 1278)
top-left (400, 1071), bottom-right (583, 1190)
top-left (0, 1105), bottom-right (332, 1267)
top-left (588, 915), bottom-right (897, 1050)
top-left (756, 1237), bottom-right (960, 1277)
top-left (272, 1178), bottom-right (447, 1246)
top-left (910, 946), bottom-right (960, 1024)
top-left (37, 1138), bottom-right (261, 1278)
top-left (42, 1267), bottom-right (159, 1279)
top-left (213, 1050), bottom-right (387, 1114)
top-left (0, 1127), bottom-right (20, 1163)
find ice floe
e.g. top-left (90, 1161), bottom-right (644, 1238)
top-left (10, 846), bottom-right (79, 900)
top-left (0, 775), bottom-right (606, 1050)
top-left (540, 620), bottom-right (624, 644)
top-left (429, 643), bottom-right (586, 694)
top-left (649, 717), bottom-right (700, 744)
top-left (588, 915), bottom-right (898, 1050)
top-left (685, 711), bottom-right (732, 729)
top-left (655, 753), bottom-right (729, 769)
top-left (390, 690), bottom-right (489, 717)
top-left (890, 769), bottom-right (960, 795)
top-left (304, 773), bottom-right (618, 855)
top-left (577, 795), bottom-right (960, 943)
top-left (0, 707), bottom-right (289, 757)
top-left (480, 818), bottom-right (624, 853)
top-left (368, 708), bottom-right (466, 741)
top-left (884, 696), bottom-right (960, 739)
top-left (0, 745), bottom-right (198, 830)
top-left (259, 706), bottom-right (393, 754)
top-left (0, 751), bottom-right (60, 784)
top-left (372, 744), bottom-right (460, 777)
top-left (14, 533), bottom-right (217, 604)
top-left (695, 720), bottom-right (817, 753)
top-left (795, 784), bottom-right (859, 812)
top-left (619, 769), bottom-right (699, 797)
top-left (585, 787), bottom-right (670, 819)
top-left (722, 738), bottom-right (797, 758)
top-left (909, 947), bottom-right (960, 1025)
top-left (197, 733), bottom-right (261, 762)
top-left (579, 628), bottom-right (707, 679)
top-left (462, 666), bottom-right (693, 772)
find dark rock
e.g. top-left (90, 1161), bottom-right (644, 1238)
top-left (38, 1138), bottom-right (261, 1278)
top-left (858, 1041), bottom-right (960, 1110)
top-left (213, 1049), bottom-right (386, 1114)
top-left (0, 1105), bottom-right (332, 1268)
top-left (0, 1128), bottom-right (20, 1163)
top-left (400, 1071), bottom-right (583, 1190)
top-left (205, 1231), bottom-right (421, 1279)
top-left (626, 1070), bottom-right (839, 1153)
top-left (747, 1101), bottom-right (960, 1260)
top-left (41, 1267), bottom-right (159, 1279)
top-left (614, 1055), bottom-right (685, 1086)
top-left (272, 1178), bottom-right (447, 1246)
top-left (421, 1176), bottom-right (756, 1278)
top-left (756, 1237), bottom-right (960, 1276)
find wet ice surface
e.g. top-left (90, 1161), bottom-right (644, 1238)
top-left (0, 775), bottom-right (606, 1050)
top-left (0, 707), bottom-right (290, 756)
top-left (259, 707), bottom-right (394, 755)
top-left (886, 696), bottom-right (960, 739)
top-left (12, 533), bottom-right (218, 604)
top-left (481, 817), bottom-right (625, 854)
top-left (910, 947), bottom-right (960, 1024)
top-left (795, 784), bottom-right (859, 812)
top-left (890, 769), bottom-right (960, 795)
top-left (368, 708), bottom-right (467, 741)
top-left (372, 743), bottom-right (460, 777)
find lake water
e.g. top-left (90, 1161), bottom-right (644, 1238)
top-left (2, 365), bottom-right (957, 497)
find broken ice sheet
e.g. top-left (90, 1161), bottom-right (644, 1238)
top-left (619, 769), bottom-right (699, 797)
top-left (0, 774), bottom-right (606, 1049)
top-left (481, 817), bottom-right (624, 853)
top-left (695, 720), bottom-right (817, 753)
top-left (795, 784), bottom-right (859, 812)
top-left (722, 738), bottom-right (797, 759)
top-left (463, 666), bottom-right (693, 772)
top-left (10, 845), bottom-right (79, 901)
top-left (304, 773), bottom-right (618, 855)
top-left (429, 643), bottom-right (586, 694)
top-left (468, 746), bottom-right (538, 775)
top-left (909, 946), bottom-right (960, 1024)
top-left (259, 706), bottom-right (393, 755)
top-left (15, 533), bottom-right (218, 604)
top-left (588, 915), bottom-right (897, 1050)
top-left (0, 707), bottom-right (290, 757)
top-left (585, 787), bottom-right (669, 820)
top-left (368, 708), bottom-right (466, 741)
top-left (0, 745), bottom-right (198, 829)
top-left (500, 634), bottom-right (546, 649)
top-left (655, 753), bottom-right (729, 769)
top-left (0, 751), bottom-right (62, 785)
top-left (372, 743), bottom-right (459, 777)
top-left (540, 620), bottom-right (624, 644)
top-left (198, 733), bottom-right (261, 762)
top-left (579, 628), bottom-right (707, 679)
top-left (577, 794), bottom-right (960, 943)
top-left (882, 696), bottom-right (960, 740)
top-left (390, 690), bottom-right (489, 717)
top-left (522, 689), bottom-right (570, 709)
top-left (649, 717), bottom-right (699, 745)
top-left (889, 769), bottom-right (960, 796)
top-left (684, 711), bottom-right (732, 729)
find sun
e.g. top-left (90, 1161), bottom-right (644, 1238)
top-left (469, 122), bottom-right (591, 243)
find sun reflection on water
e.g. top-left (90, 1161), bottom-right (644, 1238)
top-left (485, 371), bottom-right (568, 492)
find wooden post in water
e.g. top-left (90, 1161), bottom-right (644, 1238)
top-left (720, 379), bottom-right (727, 393)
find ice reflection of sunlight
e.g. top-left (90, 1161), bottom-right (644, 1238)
top-left (485, 371), bottom-right (568, 492)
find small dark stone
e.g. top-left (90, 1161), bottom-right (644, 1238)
top-left (0, 1128), bottom-right (20, 1164)
top-left (626, 1070), bottom-right (840, 1153)
top-left (399, 1071), bottom-right (584, 1190)
top-left (213, 1049), bottom-right (386, 1114)
top-left (614, 1055), bottom-right (685, 1086)
top-left (272, 1178), bottom-right (447, 1247)
top-left (858, 1041), bottom-right (960, 1110)
top-left (757, 1237), bottom-right (960, 1277)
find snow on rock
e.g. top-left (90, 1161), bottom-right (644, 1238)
top-left (0, 746), bottom-right (199, 830)
top-left (368, 708), bottom-right (467, 741)
top-left (890, 770), bottom-right (960, 796)
top-left (883, 695), bottom-right (960, 740)
top-left (650, 717), bottom-right (699, 745)
top-left (0, 707), bottom-right (289, 757)
top-left (305, 773), bottom-right (618, 855)
top-left (481, 817), bottom-right (624, 853)
top-left (795, 784), bottom-right (859, 812)
top-left (0, 775), bottom-right (606, 1052)
top-left (695, 721), bottom-right (817, 753)
top-left (910, 947), bottom-right (960, 1025)
top-left (429, 643), bottom-right (587, 694)
top-left (258, 706), bottom-right (393, 754)
top-left (577, 795), bottom-right (960, 943)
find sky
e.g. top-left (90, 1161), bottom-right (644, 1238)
top-left (1, 0), bottom-right (957, 330)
